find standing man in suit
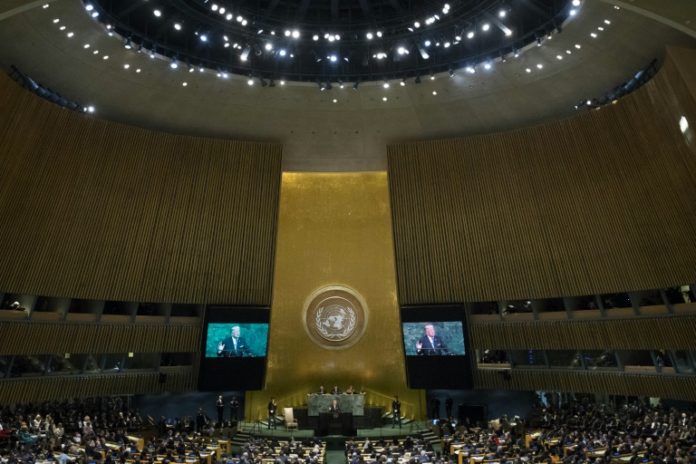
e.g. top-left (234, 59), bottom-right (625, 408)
top-left (267, 398), bottom-right (277, 429)
top-left (216, 395), bottom-right (225, 427)
top-left (392, 396), bottom-right (402, 428)
top-left (329, 399), bottom-right (340, 419)
top-left (416, 324), bottom-right (449, 355)
top-left (217, 326), bottom-right (251, 357)
top-left (229, 396), bottom-right (240, 423)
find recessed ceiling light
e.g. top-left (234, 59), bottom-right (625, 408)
top-left (382, 97), bottom-right (388, 102)
top-left (680, 116), bottom-right (689, 134)
top-left (432, 91), bottom-right (437, 96)
top-left (153, 9), bottom-right (161, 17)
top-left (174, 23), bottom-right (182, 31)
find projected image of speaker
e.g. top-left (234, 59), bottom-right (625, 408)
top-left (401, 305), bottom-right (473, 389)
top-left (198, 306), bottom-right (270, 391)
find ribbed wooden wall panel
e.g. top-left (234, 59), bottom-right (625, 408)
top-left (0, 321), bottom-right (200, 354)
top-left (0, 73), bottom-right (281, 305)
top-left (0, 368), bottom-right (196, 404)
top-left (470, 315), bottom-right (696, 350)
top-left (475, 368), bottom-right (696, 402)
top-left (388, 47), bottom-right (696, 304)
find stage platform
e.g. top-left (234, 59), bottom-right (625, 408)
top-left (236, 420), bottom-right (433, 439)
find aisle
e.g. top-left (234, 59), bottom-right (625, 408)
top-left (325, 450), bottom-right (346, 464)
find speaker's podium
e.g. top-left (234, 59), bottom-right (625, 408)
top-left (316, 412), bottom-right (355, 436)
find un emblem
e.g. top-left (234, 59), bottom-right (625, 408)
top-left (303, 285), bottom-right (368, 350)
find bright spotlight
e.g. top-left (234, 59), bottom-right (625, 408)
top-left (680, 116), bottom-right (689, 134)
top-left (481, 23), bottom-right (490, 32)
top-left (153, 9), bottom-right (161, 17)
top-left (247, 78), bottom-right (254, 86)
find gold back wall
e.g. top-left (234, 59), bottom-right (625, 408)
top-left (0, 73), bottom-right (281, 304)
top-left (250, 172), bottom-right (423, 420)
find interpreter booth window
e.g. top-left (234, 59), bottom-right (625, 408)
top-left (672, 351), bottom-right (696, 374)
top-left (136, 303), bottom-right (167, 317)
top-left (582, 350), bottom-right (618, 369)
top-left (103, 301), bottom-right (134, 316)
top-left (469, 301), bottom-right (499, 316)
top-left (508, 350), bottom-right (545, 368)
top-left (160, 352), bottom-right (194, 367)
top-left (0, 356), bottom-right (10, 378)
top-left (46, 354), bottom-right (78, 375)
top-left (124, 352), bottom-right (160, 371)
top-left (477, 349), bottom-right (508, 365)
top-left (79, 354), bottom-right (102, 373)
top-left (102, 353), bottom-right (127, 372)
top-left (601, 292), bottom-right (633, 310)
top-left (502, 300), bottom-right (533, 315)
top-left (563, 295), bottom-right (599, 312)
top-left (546, 350), bottom-right (586, 369)
top-left (618, 350), bottom-right (665, 373)
top-left (10, 355), bottom-right (48, 376)
top-left (664, 285), bottom-right (695, 305)
top-left (171, 303), bottom-right (202, 317)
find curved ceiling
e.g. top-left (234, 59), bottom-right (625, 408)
top-left (0, 0), bottom-right (695, 171)
top-left (89, 0), bottom-right (570, 81)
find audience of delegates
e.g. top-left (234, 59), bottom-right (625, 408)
top-left (445, 399), bottom-right (696, 464)
top-left (228, 437), bottom-right (325, 464)
top-left (3, 396), bottom-right (696, 464)
top-left (345, 436), bottom-right (439, 464)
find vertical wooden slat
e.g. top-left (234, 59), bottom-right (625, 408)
top-left (0, 73), bottom-right (282, 305)
top-left (387, 48), bottom-right (696, 304)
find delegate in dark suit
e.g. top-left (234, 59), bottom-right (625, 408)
top-left (416, 324), bottom-right (449, 355)
top-left (217, 326), bottom-right (251, 357)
